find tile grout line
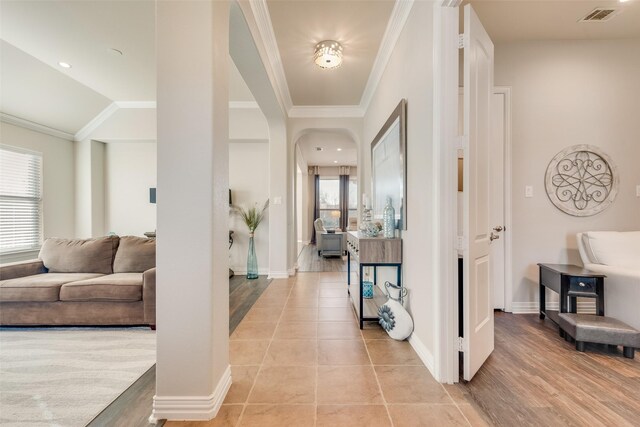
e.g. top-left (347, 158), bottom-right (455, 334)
top-left (233, 278), bottom-right (295, 426)
top-left (359, 295), bottom-right (395, 427)
top-left (442, 385), bottom-right (473, 427)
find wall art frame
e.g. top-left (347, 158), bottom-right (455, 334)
top-left (544, 144), bottom-right (618, 217)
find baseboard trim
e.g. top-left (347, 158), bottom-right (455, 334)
top-left (512, 301), bottom-right (597, 315)
top-left (268, 271), bottom-right (290, 279)
top-left (150, 365), bottom-right (231, 421)
top-left (408, 332), bottom-right (435, 375)
top-left (231, 268), bottom-right (269, 276)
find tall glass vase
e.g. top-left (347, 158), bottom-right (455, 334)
top-left (247, 232), bottom-right (258, 279)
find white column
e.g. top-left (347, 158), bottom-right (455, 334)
top-left (153, 0), bottom-right (230, 421)
top-left (74, 139), bottom-right (105, 238)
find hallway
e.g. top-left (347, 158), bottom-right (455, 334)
top-left (166, 272), bottom-right (484, 426)
top-left (296, 245), bottom-right (347, 272)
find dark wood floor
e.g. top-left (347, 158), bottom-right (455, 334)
top-left (87, 275), bottom-right (271, 427)
top-left (447, 312), bottom-right (640, 427)
top-left (297, 243), bottom-right (347, 272)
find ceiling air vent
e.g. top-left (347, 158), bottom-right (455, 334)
top-left (315, 147), bottom-right (323, 151)
top-left (579, 8), bottom-right (618, 22)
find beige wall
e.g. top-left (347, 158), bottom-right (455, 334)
top-left (104, 142), bottom-right (157, 236)
top-left (362, 1), bottom-right (436, 368)
top-left (229, 142), bottom-right (270, 274)
top-left (0, 123), bottom-right (75, 260)
top-left (495, 39), bottom-right (640, 305)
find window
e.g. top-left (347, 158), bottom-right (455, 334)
top-left (348, 177), bottom-right (358, 221)
top-left (0, 146), bottom-right (43, 254)
top-left (319, 178), bottom-right (340, 229)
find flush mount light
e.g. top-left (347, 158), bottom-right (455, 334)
top-left (333, 160), bottom-right (338, 164)
top-left (314, 40), bottom-right (343, 69)
top-left (337, 148), bottom-right (342, 151)
top-left (58, 61), bottom-right (72, 69)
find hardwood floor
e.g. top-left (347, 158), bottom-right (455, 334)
top-left (297, 243), bottom-right (347, 272)
top-left (87, 275), bottom-right (271, 427)
top-left (448, 312), bottom-right (640, 427)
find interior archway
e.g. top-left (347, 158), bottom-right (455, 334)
top-left (293, 129), bottom-right (358, 272)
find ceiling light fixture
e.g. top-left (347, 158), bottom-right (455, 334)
top-left (314, 40), bottom-right (343, 69)
top-left (337, 148), bottom-right (342, 151)
top-left (58, 61), bottom-right (72, 69)
top-left (333, 160), bottom-right (338, 164)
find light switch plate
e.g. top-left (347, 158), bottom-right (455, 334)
top-left (525, 186), bottom-right (533, 198)
top-left (273, 196), bottom-right (282, 205)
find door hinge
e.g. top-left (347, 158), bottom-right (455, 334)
top-left (458, 34), bottom-right (465, 49)
top-left (456, 336), bottom-right (467, 352)
top-left (456, 236), bottom-right (465, 252)
top-left (456, 136), bottom-right (465, 151)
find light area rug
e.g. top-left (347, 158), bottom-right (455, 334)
top-left (0, 327), bottom-right (156, 427)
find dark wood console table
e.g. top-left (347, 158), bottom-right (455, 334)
top-left (538, 263), bottom-right (606, 325)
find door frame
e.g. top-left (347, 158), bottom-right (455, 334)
top-left (493, 86), bottom-right (513, 314)
top-left (433, 1), bottom-right (513, 382)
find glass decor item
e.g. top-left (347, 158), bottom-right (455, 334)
top-left (383, 196), bottom-right (395, 238)
top-left (247, 233), bottom-right (258, 279)
top-left (363, 281), bottom-right (374, 299)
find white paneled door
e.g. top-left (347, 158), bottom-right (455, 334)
top-left (462, 4), bottom-right (495, 381)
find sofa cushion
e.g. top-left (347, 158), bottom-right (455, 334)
top-left (39, 236), bottom-right (120, 274)
top-left (582, 231), bottom-right (640, 270)
top-left (59, 273), bottom-right (143, 302)
top-left (0, 273), bottom-right (104, 302)
top-left (113, 236), bottom-right (156, 273)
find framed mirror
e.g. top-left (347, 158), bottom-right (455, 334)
top-left (371, 99), bottom-right (407, 230)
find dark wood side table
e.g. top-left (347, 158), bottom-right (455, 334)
top-left (538, 264), bottom-right (606, 325)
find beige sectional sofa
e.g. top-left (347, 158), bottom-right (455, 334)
top-left (0, 235), bottom-right (156, 328)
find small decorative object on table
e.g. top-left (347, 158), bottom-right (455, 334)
top-left (383, 196), bottom-right (395, 238)
top-left (362, 280), bottom-right (374, 299)
top-left (378, 281), bottom-right (412, 340)
top-left (233, 200), bottom-right (269, 280)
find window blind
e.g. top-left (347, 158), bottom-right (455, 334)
top-left (0, 146), bottom-right (43, 254)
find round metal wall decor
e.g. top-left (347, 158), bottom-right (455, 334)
top-left (545, 144), bottom-right (618, 217)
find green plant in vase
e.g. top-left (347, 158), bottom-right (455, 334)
top-left (232, 200), bottom-right (269, 279)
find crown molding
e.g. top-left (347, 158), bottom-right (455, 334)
top-left (229, 138), bottom-right (269, 144)
top-left (359, 0), bottom-right (415, 112)
top-left (0, 113), bottom-right (75, 141)
top-left (249, 0), bottom-right (293, 113)
top-left (288, 105), bottom-right (364, 118)
top-left (115, 101), bottom-right (157, 109)
top-left (74, 102), bottom-right (119, 141)
top-left (229, 101), bottom-right (260, 109)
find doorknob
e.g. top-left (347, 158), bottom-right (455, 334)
top-left (493, 226), bottom-right (504, 232)
top-left (490, 232), bottom-right (500, 242)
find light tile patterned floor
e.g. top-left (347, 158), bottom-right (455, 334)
top-left (165, 272), bottom-right (488, 427)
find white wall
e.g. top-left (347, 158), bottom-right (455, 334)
top-left (362, 1), bottom-right (436, 369)
top-left (495, 39), bottom-right (640, 306)
top-left (229, 142), bottom-right (270, 274)
top-left (0, 123), bottom-right (75, 260)
top-left (104, 142), bottom-right (157, 236)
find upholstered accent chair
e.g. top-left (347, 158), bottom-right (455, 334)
top-left (577, 231), bottom-right (640, 331)
top-left (314, 218), bottom-right (327, 256)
